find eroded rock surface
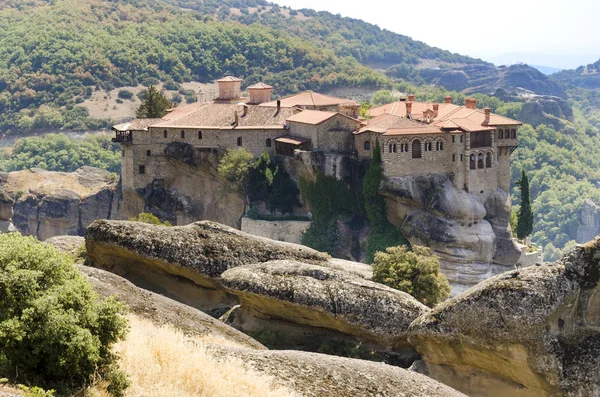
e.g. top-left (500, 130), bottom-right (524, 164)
top-left (221, 260), bottom-right (427, 365)
top-left (0, 167), bottom-right (119, 240)
top-left (408, 238), bottom-right (600, 397)
top-left (85, 220), bottom-right (333, 311)
top-left (577, 198), bottom-right (600, 243)
top-left (383, 174), bottom-right (518, 294)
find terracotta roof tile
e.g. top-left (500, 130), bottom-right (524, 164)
top-left (112, 118), bottom-right (163, 132)
top-left (217, 76), bottom-right (242, 82)
top-left (247, 82), bottom-right (273, 89)
top-left (260, 91), bottom-right (353, 108)
top-left (275, 136), bottom-right (311, 145)
top-left (285, 110), bottom-right (338, 125)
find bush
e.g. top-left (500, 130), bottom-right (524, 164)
top-left (117, 90), bottom-right (134, 100)
top-left (129, 212), bottom-right (172, 226)
top-left (0, 233), bottom-right (129, 394)
top-left (372, 245), bottom-right (450, 307)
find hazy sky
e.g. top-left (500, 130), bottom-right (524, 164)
top-left (271, 0), bottom-right (600, 69)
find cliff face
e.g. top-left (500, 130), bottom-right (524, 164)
top-left (0, 167), bottom-right (120, 240)
top-left (382, 174), bottom-right (521, 294)
top-left (577, 198), bottom-right (600, 243)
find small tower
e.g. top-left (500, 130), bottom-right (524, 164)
top-left (216, 76), bottom-right (243, 102)
top-left (247, 82), bottom-right (273, 105)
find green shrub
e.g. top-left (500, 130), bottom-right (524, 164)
top-left (0, 233), bottom-right (129, 394)
top-left (117, 90), bottom-right (133, 100)
top-left (372, 245), bottom-right (450, 307)
top-left (129, 212), bottom-right (172, 226)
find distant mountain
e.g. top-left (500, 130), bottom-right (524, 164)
top-left (551, 59), bottom-right (600, 89)
top-left (530, 65), bottom-right (563, 76)
top-left (484, 52), bottom-right (598, 71)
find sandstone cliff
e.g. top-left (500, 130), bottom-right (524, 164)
top-left (577, 198), bottom-right (600, 243)
top-left (382, 174), bottom-right (521, 294)
top-left (408, 238), bottom-right (600, 397)
top-left (0, 167), bottom-right (119, 240)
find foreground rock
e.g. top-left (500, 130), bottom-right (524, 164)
top-left (383, 174), bottom-right (518, 295)
top-left (0, 167), bottom-right (119, 240)
top-left (85, 220), bottom-right (352, 311)
top-left (78, 265), bottom-right (264, 350)
top-left (221, 260), bottom-right (427, 365)
top-left (209, 346), bottom-right (466, 397)
top-left (408, 238), bottom-right (600, 397)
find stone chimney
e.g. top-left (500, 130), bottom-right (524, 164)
top-left (444, 96), bottom-right (453, 104)
top-left (408, 94), bottom-right (416, 102)
top-left (406, 101), bottom-right (413, 117)
top-left (433, 104), bottom-right (439, 117)
top-left (216, 76), bottom-right (243, 102)
top-left (247, 82), bottom-right (273, 105)
top-left (465, 98), bottom-right (477, 109)
top-left (234, 111), bottom-right (239, 126)
top-left (483, 107), bottom-right (491, 126)
top-left (242, 104), bottom-right (248, 117)
top-left (277, 100), bottom-right (281, 113)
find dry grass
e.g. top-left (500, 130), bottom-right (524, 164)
top-left (89, 315), bottom-right (293, 397)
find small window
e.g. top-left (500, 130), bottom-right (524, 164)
top-left (389, 143), bottom-right (397, 153)
top-left (146, 150), bottom-right (151, 156)
top-left (470, 154), bottom-right (476, 170)
top-left (460, 154), bottom-right (463, 162)
top-left (436, 141), bottom-right (444, 151)
top-left (266, 138), bottom-right (272, 148)
top-left (486, 152), bottom-right (492, 168)
top-left (511, 129), bottom-right (517, 139)
top-left (364, 141), bottom-right (370, 151)
top-left (181, 130), bottom-right (185, 139)
top-left (139, 165), bottom-right (145, 175)
top-left (400, 143), bottom-right (408, 153)
top-left (121, 150), bottom-right (125, 157)
top-left (198, 130), bottom-right (203, 139)
top-left (460, 135), bottom-right (463, 143)
top-left (424, 142), bottom-right (432, 152)
top-left (453, 154), bottom-right (456, 162)
top-left (498, 129), bottom-right (504, 139)
top-left (237, 137), bottom-right (242, 146)
top-left (452, 136), bottom-right (455, 143)
top-left (163, 130), bottom-right (168, 138)
top-left (478, 153), bottom-right (484, 169)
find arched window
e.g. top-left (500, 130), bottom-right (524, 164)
top-left (237, 137), bottom-right (242, 146)
top-left (163, 130), bottom-right (168, 138)
top-left (478, 153), bottom-right (484, 169)
top-left (511, 129), bottom-right (517, 139)
top-left (389, 143), bottom-right (397, 153)
top-left (198, 130), bottom-right (203, 139)
top-left (400, 143), bottom-right (408, 153)
top-left (436, 141), bottom-right (444, 151)
top-left (266, 138), bottom-right (272, 147)
top-left (181, 130), bottom-right (185, 139)
top-left (424, 142), bottom-right (432, 152)
top-left (412, 140), bottom-right (421, 158)
top-left (364, 141), bottom-right (370, 151)
top-left (470, 154), bottom-right (476, 169)
top-left (486, 152), bottom-right (492, 168)
top-left (498, 129), bottom-right (504, 139)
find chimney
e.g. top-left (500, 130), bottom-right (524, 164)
top-left (406, 101), bottom-right (413, 117)
top-left (242, 104), bottom-right (248, 117)
top-left (234, 111), bottom-right (239, 126)
top-left (444, 96), bottom-right (452, 104)
top-left (465, 98), bottom-right (477, 109)
top-left (277, 100), bottom-right (281, 113)
top-left (433, 104), bottom-right (439, 117)
top-left (483, 107), bottom-right (491, 126)
top-left (408, 94), bottom-right (416, 102)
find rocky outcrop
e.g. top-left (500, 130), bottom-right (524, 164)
top-left (45, 235), bottom-right (85, 256)
top-left (577, 198), bottom-right (600, 243)
top-left (84, 220), bottom-right (340, 311)
top-left (208, 346), bottom-right (466, 397)
top-left (517, 99), bottom-right (569, 130)
top-left (0, 188), bottom-right (15, 233)
top-left (0, 167), bottom-right (119, 240)
top-left (408, 238), bottom-right (600, 397)
top-left (78, 264), bottom-right (264, 350)
top-left (383, 174), bottom-right (518, 294)
top-left (221, 260), bottom-right (427, 365)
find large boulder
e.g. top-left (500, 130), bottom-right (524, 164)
top-left (408, 238), bottom-right (600, 397)
top-left (221, 260), bottom-right (428, 365)
top-left (0, 167), bottom-right (119, 240)
top-left (85, 220), bottom-right (342, 311)
top-left (208, 346), bottom-right (467, 397)
top-left (383, 174), bottom-right (517, 295)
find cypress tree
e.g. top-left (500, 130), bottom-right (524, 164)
top-left (516, 169), bottom-right (534, 242)
top-left (136, 85), bottom-right (172, 118)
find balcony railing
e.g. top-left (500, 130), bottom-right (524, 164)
top-left (112, 131), bottom-right (132, 143)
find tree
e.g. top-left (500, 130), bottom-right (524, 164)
top-left (370, 90), bottom-right (395, 106)
top-left (136, 85), bottom-right (172, 118)
top-left (516, 169), bottom-right (534, 243)
top-left (372, 245), bottom-right (450, 307)
top-left (0, 233), bottom-right (128, 394)
top-left (129, 212), bottom-right (172, 226)
top-left (218, 148), bottom-right (257, 212)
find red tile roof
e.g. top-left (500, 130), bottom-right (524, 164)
top-left (217, 76), bottom-right (242, 82)
top-left (247, 82), bottom-right (273, 89)
top-left (260, 91), bottom-right (353, 108)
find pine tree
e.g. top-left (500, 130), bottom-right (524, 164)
top-left (516, 169), bottom-right (534, 243)
top-left (136, 85), bottom-right (172, 118)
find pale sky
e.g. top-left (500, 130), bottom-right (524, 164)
top-left (271, 0), bottom-right (600, 69)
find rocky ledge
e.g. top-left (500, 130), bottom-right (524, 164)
top-left (221, 260), bottom-right (428, 365)
top-left (408, 237), bottom-right (600, 397)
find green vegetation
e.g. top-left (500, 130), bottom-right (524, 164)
top-left (363, 139), bottom-right (409, 263)
top-left (129, 212), bottom-right (173, 226)
top-left (300, 173), bottom-right (359, 256)
top-left (136, 86), bottom-right (172, 118)
top-left (0, 233), bottom-right (128, 395)
top-left (372, 245), bottom-right (450, 307)
top-left (516, 169), bottom-right (534, 242)
top-left (0, 133), bottom-right (120, 173)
